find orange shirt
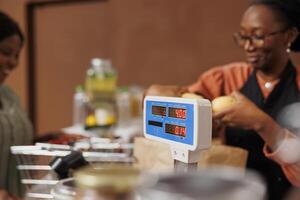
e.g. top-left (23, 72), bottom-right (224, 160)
top-left (187, 61), bottom-right (300, 187)
top-left (188, 62), bottom-right (300, 100)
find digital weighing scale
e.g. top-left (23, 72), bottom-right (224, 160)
top-left (144, 96), bottom-right (212, 171)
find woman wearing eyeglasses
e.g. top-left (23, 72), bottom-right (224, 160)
top-left (147, 0), bottom-right (300, 199)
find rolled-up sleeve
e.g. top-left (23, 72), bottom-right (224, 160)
top-left (188, 67), bottom-right (225, 100)
top-left (187, 62), bottom-right (251, 100)
top-left (263, 130), bottom-right (300, 187)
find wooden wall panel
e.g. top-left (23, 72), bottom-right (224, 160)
top-left (32, 0), bottom-right (299, 133)
top-left (0, 0), bottom-right (29, 110)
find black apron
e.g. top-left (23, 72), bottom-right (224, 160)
top-left (225, 61), bottom-right (299, 200)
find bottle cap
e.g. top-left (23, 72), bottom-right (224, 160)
top-left (91, 58), bottom-right (102, 67)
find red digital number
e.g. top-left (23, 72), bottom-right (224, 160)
top-left (174, 126), bottom-right (186, 137)
top-left (175, 109), bottom-right (186, 119)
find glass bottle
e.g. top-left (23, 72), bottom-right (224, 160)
top-left (85, 58), bottom-right (117, 131)
top-left (73, 85), bottom-right (88, 127)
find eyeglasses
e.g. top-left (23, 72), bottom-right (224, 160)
top-left (233, 29), bottom-right (287, 48)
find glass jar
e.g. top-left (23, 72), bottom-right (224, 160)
top-left (85, 58), bottom-right (118, 131)
top-left (129, 85), bottom-right (144, 118)
top-left (74, 165), bottom-right (140, 200)
top-left (116, 87), bottom-right (131, 125)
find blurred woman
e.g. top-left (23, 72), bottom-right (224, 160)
top-left (147, 0), bottom-right (300, 199)
top-left (0, 11), bottom-right (33, 199)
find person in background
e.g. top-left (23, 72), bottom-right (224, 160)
top-left (0, 11), bottom-right (33, 200)
top-left (147, 0), bottom-right (300, 199)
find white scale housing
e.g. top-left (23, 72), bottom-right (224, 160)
top-left (144, 96), bottom-right (212, 163)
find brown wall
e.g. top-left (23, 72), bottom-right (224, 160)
top-left (34, 0), bottom-right (251, 134)
top-left (1, 0), bottom-right (300, 134)
top-left (0, 0), bottom-right (28, 109)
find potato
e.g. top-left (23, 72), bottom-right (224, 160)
top-left (212, 96), bottom-right (236, 113)
top-left (181, 92), bottom-right (204, 99)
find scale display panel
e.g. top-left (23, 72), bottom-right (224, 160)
top-left (144, 96), bottom-right (212, 163)
top-left (145, 98), bottom-right (194, 145)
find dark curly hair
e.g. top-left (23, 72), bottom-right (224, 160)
top-left (0, 11), bottom-right (24, 45)
top-left (251, 0), bottom-right (300, 52)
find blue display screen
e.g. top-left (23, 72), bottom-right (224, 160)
top-left (145, 100), bottom-right (194, 145)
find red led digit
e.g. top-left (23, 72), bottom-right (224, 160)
top-left (175, 109), bottom-right (186, 119)
top-left (181, 127), bottom-right (186, 137)
top-left (182, 110), bottom-right (186, 118)
top-left (179, 109), bottom-right (186, 119)
top-left (175, 110), bottom-right (180, 118)
top-left (175, 126), bottom-right (179, 135)
top-left (177, 110), bottom-right (181, 118)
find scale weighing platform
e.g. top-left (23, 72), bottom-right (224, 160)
top-left (144, 96), bottom-right (212, 171)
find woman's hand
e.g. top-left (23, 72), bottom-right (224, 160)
top-left (213, 91), bottom-right (266, 130)
top-left (213, 91), bottom-right (285, 150)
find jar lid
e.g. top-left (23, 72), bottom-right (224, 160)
top-left (74, 165), bottom-right (140, 192)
